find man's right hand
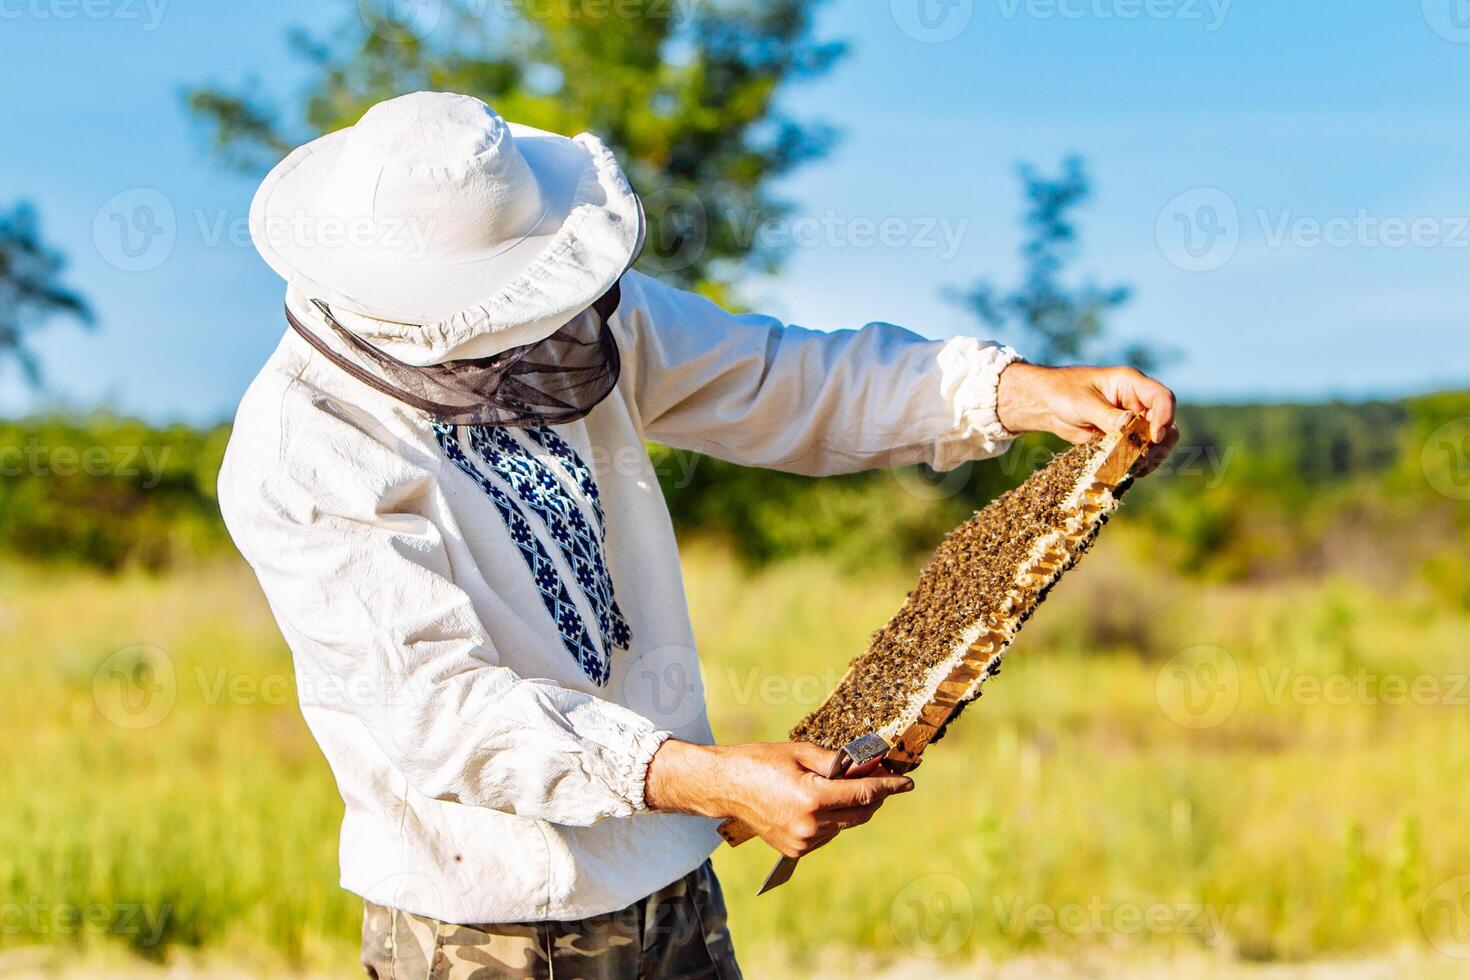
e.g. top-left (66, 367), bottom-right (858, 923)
top-left (644, 739), bottom-right (914, 858)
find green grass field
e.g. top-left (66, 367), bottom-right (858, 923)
top-left (3, 531), bottom-right (1469, 976)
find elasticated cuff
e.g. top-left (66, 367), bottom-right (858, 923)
top-left (934, 338), bottom-right (1023, 469)
top-left (617, 725), bottom-right (673, 813)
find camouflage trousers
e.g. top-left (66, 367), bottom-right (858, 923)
top-left (361, 861), bottom-right (742, 979)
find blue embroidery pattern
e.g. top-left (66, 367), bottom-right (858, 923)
top-left (521, 425), bottom-right (629, 647)
top-left (467, 426), bottom-right (632, 657)
top-left (432, 423), bottom-right (613, 685)
top-left (522, 426), bottom-right (609, 534)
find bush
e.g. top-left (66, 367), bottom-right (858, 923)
top-left (0, 415), bottom-right (231, 571)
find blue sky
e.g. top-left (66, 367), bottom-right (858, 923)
top-left (0, 0), bottom-right (1463, 423)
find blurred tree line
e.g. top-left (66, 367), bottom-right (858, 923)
top-left (0, 417), bottom-right (230, 572)
top-left (1, 394), bottom-right (1465, 593)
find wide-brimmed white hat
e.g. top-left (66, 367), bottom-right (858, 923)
top-left (249, 91), bottom-right (643, 364)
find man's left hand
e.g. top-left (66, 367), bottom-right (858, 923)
top-left (996, 362), bottom-right (1179, 475)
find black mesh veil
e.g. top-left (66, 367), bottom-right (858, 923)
top-left (284, 282), bottom-right (623, 427)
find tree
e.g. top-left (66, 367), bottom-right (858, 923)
top-left (185, 0), bottom-right (843, 302)
top-left (0, 201), bottom-right (94, 385)
top-left (955, 156), bottom-right (1162, 370)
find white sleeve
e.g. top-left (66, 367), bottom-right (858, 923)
top-left (219, 399), bottom-right (668, 828)
top-left (613, 270), bottom-right (1023, 476)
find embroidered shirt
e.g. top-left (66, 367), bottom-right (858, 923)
top-left (218, 270), bottom-right (1021, 924)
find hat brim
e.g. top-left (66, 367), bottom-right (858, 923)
top-left (250, 120), bottom-right (642, 364)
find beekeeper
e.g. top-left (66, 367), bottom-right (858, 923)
top-left (220, 91), bottom-right (1177, 978)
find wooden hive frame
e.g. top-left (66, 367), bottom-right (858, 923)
top-left (720, 414), bottom-right (1153, 848)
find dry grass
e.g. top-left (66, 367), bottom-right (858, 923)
top-left (3, 536), bottom-right (1469, 976)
